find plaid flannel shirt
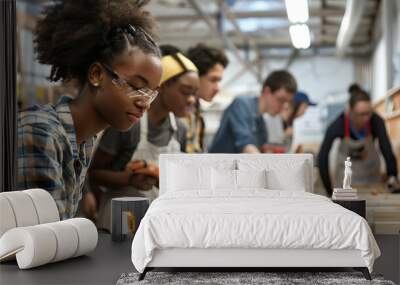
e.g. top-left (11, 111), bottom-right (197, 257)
top-left (182, 110), bottom-right (205, 153)
top-left (17, 96), bottom-right (96, 220)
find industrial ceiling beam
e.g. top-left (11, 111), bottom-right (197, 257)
top-left (336, 0), bottom-right (367, 55)
top-left (160, 33), bottom-right (370, 47)
top-left (159, 24), bottom-right (371, 39)
top-left (284, 49), bottom-right (299, 69)
top-left (186, 0), bottom-right (260, 81)
top-left (222, 57), bottom-right (264, 89)
top-left (218, 0), bottom-right (262, 80)
top-left (154, 8), bottom-right (375, 22)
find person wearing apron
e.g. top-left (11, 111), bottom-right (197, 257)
top-left (318, 84), bottom-right (399, 196)
top-left (89, 46), bottom-right (200, 230)
top-left (334, 114), bottom-right (381, 187)
top-left (126, 112), bottom-right (181, 200)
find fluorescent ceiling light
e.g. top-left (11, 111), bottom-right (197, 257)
top-left (285, 0), bottom-right (309, 23)
top-left (289, 24), bottom-right (311, 49)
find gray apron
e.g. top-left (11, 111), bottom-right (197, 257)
top-left (97, 112), bottom-right (181, 230)
top-left (334, 115), bottom-right (380, 188)
top-left (129, 112), bottom-right (181, 200)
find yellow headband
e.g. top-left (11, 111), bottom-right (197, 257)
top-left (160, 53), bottom-right (198, 85)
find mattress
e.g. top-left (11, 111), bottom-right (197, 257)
top-left (131, 190), bottom-right (380, 273)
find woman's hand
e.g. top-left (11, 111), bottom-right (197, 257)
top-left (128, 172), bottom-right (158, 190)
top-left (388, 176), bottom-right (400, 193)
top-left (81, 192), bottom-right (97, 221)
top-left (284, 126), bottom-right (293, 138)
top-left (126, 160), bottom-right (159, 178)
top-left (125, 160), bottom-right (159, 190)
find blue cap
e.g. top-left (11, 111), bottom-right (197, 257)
top-left (294, 91), bottom-right (316, 106)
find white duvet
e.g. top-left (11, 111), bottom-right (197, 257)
top-left (131, 190), bottom-right (380, 273)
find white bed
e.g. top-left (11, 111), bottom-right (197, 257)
top-left (131, 154), bottom-right (380, 280)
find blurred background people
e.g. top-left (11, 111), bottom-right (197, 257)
top-left (209, 70), bottom-right (297, 154)
top-left (262, 91), bottom-right (316, 153)
top-left (318, 84), bottom-right (399, 195)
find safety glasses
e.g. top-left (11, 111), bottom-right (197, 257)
top-left (101, 63), bottom-right (158, 104)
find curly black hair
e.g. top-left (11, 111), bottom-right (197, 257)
top-left (34, 0), bottom-right (160, 85)
top-left (186, 44), bottom-right (229, 76)
top-left (159, 44), bottom-right (182, 56)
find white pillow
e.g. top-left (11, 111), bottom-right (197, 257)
top-left (212, 168), bottom-right (236, 190)
top-left (166, 158), bottom-right (236, 171)
top-left (266, 166), bottom-right (306, 191)
top-left (236, 169), bottom-right (267, 189)
top-left (237, 159), bottom-right (307, 191)
top-left (167, 163), bottom-right (211, 191)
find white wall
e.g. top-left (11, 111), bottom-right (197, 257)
top-left (286, 55), bottom-right (354, 105)
top-left (280, 55), bottom-right (354, 145)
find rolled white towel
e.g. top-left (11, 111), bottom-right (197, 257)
top-left (0, 189), bottom-right (60, 239)
top-left (0, 191), bottom-right (39, 227)
top-left (64, 218), bottom-right (98, 257)
top-left (0, 218), bottom-right (98, 269)
top-left (0, 226), bottom-right (57, 269)
top-left (23, 189), bottom-right (59, 224)
top-left (42, 221), bottom-right (79, 263)
top-left (0, 196), bottom-right (17, 237)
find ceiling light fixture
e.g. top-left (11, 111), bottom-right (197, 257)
top-left (285, 0), bottom-right (309, 23)
top-left (289, 24), bottom-right (311, 49)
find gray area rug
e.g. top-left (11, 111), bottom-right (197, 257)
top-left (116, 272), bottom-right (396, 285)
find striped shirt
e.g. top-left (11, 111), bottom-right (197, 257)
top-left (17, 96), bottom-right (96, 220)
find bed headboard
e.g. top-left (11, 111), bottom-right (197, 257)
top-left (159, 154), bottom-right (314, 195)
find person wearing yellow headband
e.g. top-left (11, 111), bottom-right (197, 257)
top-left (88, 45), bottom-right (200, 230)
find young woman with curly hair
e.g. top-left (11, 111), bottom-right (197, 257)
top-left (17, 0), bottom-right (162, 220)
top-left (90, 45), bottom-right (199, 230)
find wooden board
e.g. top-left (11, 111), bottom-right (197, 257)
top-left (354, 183), bottom-right (400, 234)
top-left (373, 88), bottom-right (400, 185)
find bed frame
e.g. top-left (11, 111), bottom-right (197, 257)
top-left (138, 154), bottom-right (372, 281)
top-left (139, 248), bottom-right (371, 280)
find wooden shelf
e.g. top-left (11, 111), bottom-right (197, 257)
top-left (373, 88), bottom-right (400, 172)
top-left (374, 87), bottom-right (400, 107)
top-left (384, 109), bottom-right (400, 121)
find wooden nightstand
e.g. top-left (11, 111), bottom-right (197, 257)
top-left (332, 199), bottom-right (366, 219)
